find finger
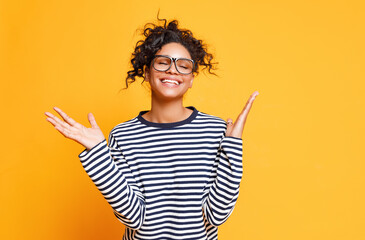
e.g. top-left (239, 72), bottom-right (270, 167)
top-left (45, 111), bottom-right (82, 142)
top-left (88, 113), bottom-right (99, 129)
top-left (45, 111), bottom-right (72, 130)
top-left (54, 124), bottom-right (77, 140)
top-left (45, 115), bottom-right (59, 127)
top-left (45, 112), bottom-right (67, 128)
top-left (53, 107), bottom-right (78, 126)
top-left (233, 91), bottom-right (259, 131)
top-left (244, 91), bottom-right (259, 110)
top-left (239, 91), bottom-right (259, 118)
top-left (252, 91), bottom-right (259, 98)
top-left (46, 116), bottom-right (69, 136)
top-left (226, 118), bottom-right (234, 134)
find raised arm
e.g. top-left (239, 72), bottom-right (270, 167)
top-left (78, 133), bottom-right (146, 229)
top-left (202, 135), bottom-right (243, 226)
top-left (44, 107), bottom-right (146, 229)
top-left (44, 106), bottom-right (106, 150)
top-left (202, 91), bottom-right (259, 226)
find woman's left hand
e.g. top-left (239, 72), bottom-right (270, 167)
top-left (226, 91), bottom-right (259, 139)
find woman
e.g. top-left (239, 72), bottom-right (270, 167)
top-left (45, 18), bottom-right (259, 240)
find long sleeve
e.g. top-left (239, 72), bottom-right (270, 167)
top-left (78, 132), bottom-right (146, 229)
top-left (202, 136), bottom-right (243, 226)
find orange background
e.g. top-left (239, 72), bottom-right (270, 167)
top-left (1, 0), bottom-right (364, 239)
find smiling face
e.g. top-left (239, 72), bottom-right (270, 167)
top-left (145, 42), bottom-right (194, 101)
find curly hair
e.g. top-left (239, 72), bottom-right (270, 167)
top-left (123, 17), bottom-right (217, 89)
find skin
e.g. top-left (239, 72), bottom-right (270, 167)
top-left (44, 42), bottom-right (259, 151)
top-left (142, 42), bottom-right (195, 124)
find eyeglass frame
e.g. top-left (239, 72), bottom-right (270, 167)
top-left (151, 55), bottom-right (195, 75)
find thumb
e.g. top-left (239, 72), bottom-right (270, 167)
top-left (226, 118), bottom-right (234, 135)
top-left (88, 112), bottom-right (99, 128)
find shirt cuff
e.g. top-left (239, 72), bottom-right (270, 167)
top-left (78, 139), bottom-right (107, 161)
top-left (221, 136), bottom-right (243, 146)
top-left (220, 136), bottom-right (243, 164)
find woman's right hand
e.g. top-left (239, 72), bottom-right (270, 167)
top-left (44, 107), bottom-right (106, 151)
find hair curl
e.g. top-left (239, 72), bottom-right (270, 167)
top-left (123, 17), bottom-right (217, 89)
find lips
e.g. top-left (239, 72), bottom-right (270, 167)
top-left (161, 79), bottom-right (180, 85)
top-left (160, 77), bottom-right (182, 87)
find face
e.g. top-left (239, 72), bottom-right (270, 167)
top-left (145, 42), bottom-right (194, 101)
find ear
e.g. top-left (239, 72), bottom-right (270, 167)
top-left (144, 66), bottom-right (150, 82)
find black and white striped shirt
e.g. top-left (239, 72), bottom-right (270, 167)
top-left (79, 106), bottom-right (243, 240)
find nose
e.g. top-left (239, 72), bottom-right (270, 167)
top-left (166, 60), bottom-right (179, 74)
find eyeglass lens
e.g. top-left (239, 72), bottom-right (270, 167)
top-left (153, 56), bottom-right (193, 74)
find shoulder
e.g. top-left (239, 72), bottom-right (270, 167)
top-left (195, 110), bottom-right (227, 128)
top-left (196, 110), bottom-right (227, 124)
top-left (109, 116), bottom-right (141, 136)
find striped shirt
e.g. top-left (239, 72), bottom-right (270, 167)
top-left (78, 106), bottom-right (243, 240)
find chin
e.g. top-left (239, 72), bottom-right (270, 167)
top-left (152, 90), bottom-right (187, 101)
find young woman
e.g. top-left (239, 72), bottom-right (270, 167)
top-left (45, 18), bottom-right (259, 240)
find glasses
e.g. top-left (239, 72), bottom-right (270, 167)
top-left (152, 55), bottom-right (195, 75)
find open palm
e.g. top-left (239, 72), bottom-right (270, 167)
top-left (44, 107), bottom-right (105, 151)
top-left (226, 91), bottom-right (259, 139)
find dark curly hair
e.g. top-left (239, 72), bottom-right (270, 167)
top-left (122, 17), bottom-right (217, 90)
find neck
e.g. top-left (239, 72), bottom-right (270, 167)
top-left (144, 94), bottom-right (192, 123)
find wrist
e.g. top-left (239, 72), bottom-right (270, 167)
top-left (85, 138), bottom-right (106, 151)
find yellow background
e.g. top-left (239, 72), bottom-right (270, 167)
top-left (1, 0), bottom-right (364, 239)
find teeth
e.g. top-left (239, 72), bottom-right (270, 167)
top-left (161, 79), bottom-right (179, 85)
